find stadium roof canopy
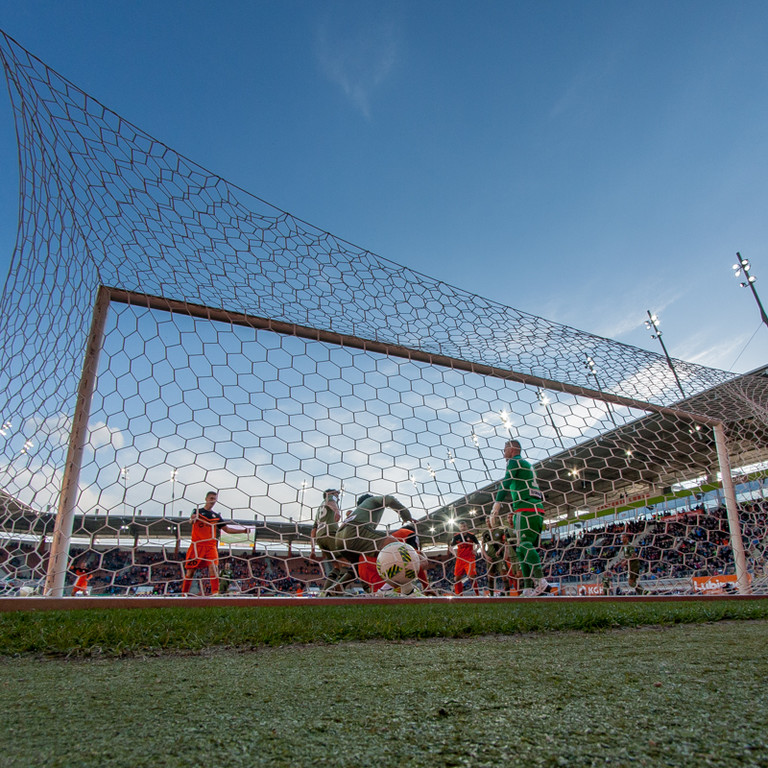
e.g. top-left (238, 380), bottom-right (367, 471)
top-left (420, 365), bottom-right (768, 535)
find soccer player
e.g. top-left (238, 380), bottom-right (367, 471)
top-left (311, 488), bottom-right (341, 577)
top-left (481, 523), bottom-right (508, 595)
top-left (601, 567), bottom-right (612, 596)
top-left (621, 534), bottom-right (644, 595)
top-left (503, 513), bottom-right (524, 595)
top-left (181, 491), bottom-right (250, 596)
top-left (335, 493), bottom-right (413, 591)
top-left (71, 566), bottom-right (91, 596)
top-left (489, 439), bottom-right (552, 596)
top-left (312, 488), bottom-right (356, 595)
top-left (449, 520), bottom-right (480, 595)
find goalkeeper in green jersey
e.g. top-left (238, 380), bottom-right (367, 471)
top-left (489, 439), bottom-right (552, 596)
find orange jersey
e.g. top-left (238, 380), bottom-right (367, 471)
top-left (74, 573), bottom-right (90, 589)
top-left (451, 532), bottom-right (479, 561)
top-left (190, 508), bottom-right (223, 544)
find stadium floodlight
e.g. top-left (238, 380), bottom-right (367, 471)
top-left (499, 409), bottom-right (513, 438)
top-left (537, 388), bottom-right (565, 449)
top-left (644, 310), bottom-right (686, 399)
top-left (169, 468), bottom-right (178, 517)
top-left (410, 474), bottom-right (427, 512)
top-left (448, 448), bottom-right (471, 506)
top-left (733, 252), bottom-right (768, 329)
top-left (299, 479), bottom-right (307, 520)
top-left (427, 463), bottom-right (446, 507)
top-left (470, 430), bottom-right (493, 478)
top-left (584, 354), bottom-right (618, 427)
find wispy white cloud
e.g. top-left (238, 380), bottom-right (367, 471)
top-left (315, 17), bottom-right (398, 118)
top-left (675, 331), bottom-right (754, 372)
top-left (538, 279), bottom-right (683, 343)
top-left (593, 290), bottom-right (683, 341)
top-left (549, 54), bottom-right (617, 121)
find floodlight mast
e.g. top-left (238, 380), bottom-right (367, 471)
top-left (733, 253), bottom-right (768, 330)
top-left (584, 355), bottom-right (618, 427)
top-left (644, 310), bottom-right (686, 399)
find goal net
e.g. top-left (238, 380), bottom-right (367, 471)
top-left (0, 31), bottom-right (766, 598)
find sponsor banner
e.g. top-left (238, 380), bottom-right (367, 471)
top-left (596, 492), bottom-right (651, 512)
top-left (691, 574), bottom-right (748, 593)
top-left (576, 582), bottom-right (604, 596)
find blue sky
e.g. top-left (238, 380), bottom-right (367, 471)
top-left (1, 1), bottom-right (767, 374)
top-left (2, 1), bottom-right (768, 525)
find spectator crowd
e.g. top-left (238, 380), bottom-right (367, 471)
top-left (2, 500), bottom-right (766, 595)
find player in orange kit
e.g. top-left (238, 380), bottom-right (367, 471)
top-left (71, 566), bottom-right (91, 596)
top-left (449, 520), bottom-right (480, 595)
top-left (181, 491), bottom-right (251, 596)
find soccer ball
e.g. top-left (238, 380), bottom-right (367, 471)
top-left (376, 542), bottom-right (420, 587)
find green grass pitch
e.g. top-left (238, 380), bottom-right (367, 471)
top-left (2, 600), bottom-right (767, 767)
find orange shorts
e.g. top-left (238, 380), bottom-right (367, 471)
top-left (454, 558), bottom-right (477, 580)
top-left (185, 542), bottom-right (218, 571)
top-left (358, 554), bottom-right (385, 592)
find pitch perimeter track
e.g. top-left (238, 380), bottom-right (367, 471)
top-left (1, 594), bottom-right (766, 612)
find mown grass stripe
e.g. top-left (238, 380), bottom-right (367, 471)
top-left (1, 599), bottom-right (767, 657)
